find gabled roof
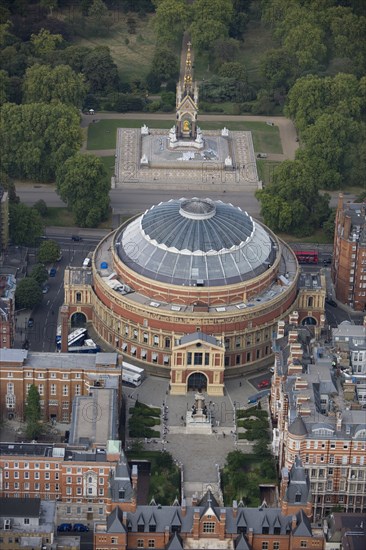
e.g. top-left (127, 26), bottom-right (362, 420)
top-left (198, 489), bottom-right (220, 508)
top-left (292, 510), bottom-right (312, 537)
top-left (148, 513), bottom-right (157, 526)
top-left (235, 533), bottom-right (251, 550)
top-left (236, 511), bottom-right (247, 528)
top-left (177, 94), bottom-right (197, 112)
top-left (180, 332), bottom-right (219, 347)
top-left (166, 532), bottom-right (184, 550)
top-left (106, 507), bottom-right (126, 534)
top-left (137, 513), bottom-right (145, 527)
top-left (171, 510), bottom-right (182, 528)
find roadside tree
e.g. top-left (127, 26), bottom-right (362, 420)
top-left (15, 277), bottom-right (43, 310)
top-left (30, 264), bottom-right (49, 286)
top-left (9, 203), bottom-right (44, 246)
top-left (0, 102), bottom-right (82, 182)
top-left (38, 240), bottom-right (61, 264)
top-left (56, 154), bottom-right (109, 227)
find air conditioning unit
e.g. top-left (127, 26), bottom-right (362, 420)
top-left (4, 519), bottom-right (11, 529)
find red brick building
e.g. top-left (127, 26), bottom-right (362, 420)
top-left (0, 349), bottom-right (121, 422)
top-left (332, 193), bottom-right (366, 310)
top-left (63, 198), bottom-right (325, 395)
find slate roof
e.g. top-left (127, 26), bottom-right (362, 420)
top-left (0, 497), bottom-right (41, 518)
top-left (107, 507), bottom-right (126, 534)
top-left (288, 415), bottom-right (308, 436)
top-left (166, 532), bottom-right (184, 550)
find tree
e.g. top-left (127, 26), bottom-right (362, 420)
top-left (88, 0), bottom-right (108, 18)
top-left (82, 46), bottom-right (119, 93)
top-left (260, 48), bottom-right (295, 91)
top-left (0, 171), bottom-right (18, 203)
top-left (190, 18), bottom-right (229, 52)
top-left (192, 0), bottom-right (234, 28)
top-left (154, 0), bottom-right (190, 44)
top-left (30, 263), bottom-right (48, 286)
top-left (0, 102), bottom-right (82, 182)
top-left (218, 62), bottom-right (247, 82)
top-left (56, 154), bottom-right (110, 227)
top-left (38, 239), bottom-right (61, 264)
top-left (25, 384), bottom-right (42, 440)
top-left (255, 160), bottom-right (330, 236)
top-left (0, 69), bottom-right (10, 106)
top-left (15, 277), bottom-right (43, 310)
top-left (30, 28), bottom-right (63, 57)
top-left (9, 203), bottom-right (44, 246)
top-left (33, 199), bottom-right (48, 216)
top-left (23, 64), bottom-right (87, 108)
top-left (151, 47), bottom-right (179, 82)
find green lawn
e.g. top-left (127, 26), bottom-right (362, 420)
top-left (257, 160), bottom-right (281, 185)
top-left (42, 207), bottom-right (75, 227)
top-left (73, 12), bottom-right (157, 83)
top-left (87, 119), bottom-right (282, 153)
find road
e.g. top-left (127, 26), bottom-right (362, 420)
top-left (16, 237), bottom-right (97, 352)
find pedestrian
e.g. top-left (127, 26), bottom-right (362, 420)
top-left (239, 381), bottom-right (242, 387)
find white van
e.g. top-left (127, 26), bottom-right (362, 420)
top-left (83, 258), bottom-right (91, 268)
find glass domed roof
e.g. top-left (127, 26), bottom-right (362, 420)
top-left (116, 198), bottom-right (277, 286)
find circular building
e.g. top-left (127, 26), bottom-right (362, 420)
top-left (64, 198), bottom-right (301, 395)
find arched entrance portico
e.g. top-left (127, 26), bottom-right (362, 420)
top-left (187, 372), bottom-right (207, 392)
top-left (301, 316), bottom-right (317, 326)
top-left (71, 312), bottom-right (87, 328)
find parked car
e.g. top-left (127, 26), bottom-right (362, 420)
top-left (42, 285), bottom-right (49, 294)
top-left (73, 524), bottom-right (89, 532)
top-left (49, 267), bottom-right (57, 277)
top-left (27, 318), bottom-right (34, 328)
top-left (258, 379), bottom-right (270, 389)
top-left (247, 396), bottom-right (258, 404)
top-left (71, 235), bottom-right (82, 242)
top-left (256, 153), bottom-right (268, 159)
top-left (325, 297), bottom-right (337, 307)
top-left (57, 523), bottom-right (72, 532)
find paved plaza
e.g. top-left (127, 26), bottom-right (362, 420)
top-left (113, 128), bottom-right (259, 190)
top-left (124, 373), bottom-right (269, 504)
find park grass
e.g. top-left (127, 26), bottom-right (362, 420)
top-left (73, 12), bottom-right (157, 83)
top-left (42, 207), bottom-right (75, 227)
top-left (99, 156), bottom-right (116, 178)
top-left (87, 118), bottom-right (282, 153)
top-left (257, 160), bottom-right (281, 185)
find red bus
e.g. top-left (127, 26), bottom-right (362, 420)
top-left (294, 250), bottom-right (319, 264)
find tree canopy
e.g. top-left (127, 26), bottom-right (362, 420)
top-left (23, 63), bottom-right (87, 107)
top-left (25, 384), bottom-right (42, 440)
top-left (30, 263), bottom-right (49, 286)
top-left (255, 160), bottom-right (330, 237)
top-left (9, 203), bottom-right (44, 246)
top-left (38, 239), bottom-right (61, 264)
top-left (0, 102), bottom-right (82, 181)
top-left (15, 277), bottom-right (43, 310)
top-left (56, 153), bottom-right (110, 227)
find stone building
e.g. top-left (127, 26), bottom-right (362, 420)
top-left (332, 193), bottom-right (366, 311)
top-left (0, 273), bottom-right (16, 349)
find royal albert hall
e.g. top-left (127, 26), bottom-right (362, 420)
top-left (64, 198), bottom-right (301, 395)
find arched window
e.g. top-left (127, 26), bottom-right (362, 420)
top-left (307, 297), bottom-right (313, 307)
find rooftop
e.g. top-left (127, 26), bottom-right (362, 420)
top-left (0, 349), bottom-right (119, 370)
top-left (116, 198), bottom-right (278, 286)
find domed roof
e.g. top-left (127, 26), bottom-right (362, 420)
top-left (116, 198), bottom-right (277, 286)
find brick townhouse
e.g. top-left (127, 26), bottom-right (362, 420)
top-left (270, 319), bottom-right (366, 521)
top-left (0, 349), bottom-right (122, 423)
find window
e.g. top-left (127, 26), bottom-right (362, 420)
top-left (34, 472), bottom-right (40, 480)
top-left (154, 335), bottom-right (159, 345)
top-left (24, 518), bottom-right (30, 525)
top-left (75, 385), bottom-right (81, 396)
top-left (262, 543), bottom-right (269, 550)
top-left (14, 471), bottom-right (19, 478)
top-left (111, 537), bottom-right (118, 544)
top-left (300, 542), bottom-right (307, 548)
top-left (76, 292), bottom-right (81, 303)
top-left (137, 541), bottom-right (144, 549)
top-left (63, 385), bottom-right (68, 396)
top-left (262, 527), bottom-right (269, 535)
top-left (148, 541), bottom-right (155, 548)
top-left (45, 472), bottom-right (50, 480)
top-left (203, 522), bottom-right (215, 533)
top-left (24, 472), bottom-right (29, 479)
top-left (273, 543), bottom-right (280, 550)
